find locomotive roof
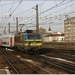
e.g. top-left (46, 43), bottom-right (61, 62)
top-left (15, 33), bottom-right (42, 36)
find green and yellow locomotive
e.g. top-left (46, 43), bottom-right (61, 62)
top-left (14, 30), bottom-right (42, 54)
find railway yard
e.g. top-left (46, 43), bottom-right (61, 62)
top-left (0, 0), bottom-right (75, 74)
top-left (0, 44), bottom-right (75, 74)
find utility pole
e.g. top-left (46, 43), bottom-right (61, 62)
top-left (36, 4), bottom-right (39, 33)
top-left (8, 22), bottom-right (10, 33)
top-left (16, 17), bottom-right (18, 33)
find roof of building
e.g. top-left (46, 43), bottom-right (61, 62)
top-left (46, 33), bottom-right (64, 37)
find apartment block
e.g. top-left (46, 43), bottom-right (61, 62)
top-left (64, 17), bottom-right (75, 42)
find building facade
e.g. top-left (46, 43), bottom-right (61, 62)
top-left (33, 28), bottom-right (46, 33)
top-left (43, 32), bottom-right (64, 42)
top-left (64, 17), bottom-right (75, 42)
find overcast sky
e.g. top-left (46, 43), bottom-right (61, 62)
top-left (0, 0), bottom-right (75, 34)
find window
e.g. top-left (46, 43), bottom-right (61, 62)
top-left (27, 34), bottom-right (41, 39)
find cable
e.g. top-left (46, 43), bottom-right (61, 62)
top-left (33, 1), bottom-right (75, 25)
top-left (43, 2), bottom-right (75, 18)
top-left (0, 0), bottom-right (74, 33)
top-left (39, 0), bottom-right (46, 7)
top-left (14, 0), bottom-right (47, 22)
top-left (19, 1), bottom-right (71, 25)
top-left (0, 1), bottom-right (18, 6)
top-left (39, 1), bottom-right (72, 15)
top-left (2, 0), bottom-right (23, 27)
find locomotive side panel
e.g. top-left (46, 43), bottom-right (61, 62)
top-left (14, 34), bottom-right (30, 51)
top-left (14, 35), bottom-right (23, 46)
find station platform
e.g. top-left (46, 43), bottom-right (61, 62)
top-left (0, 69), bottom-right (10, 74)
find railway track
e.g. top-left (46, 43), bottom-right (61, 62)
top-left (17, 53), bottom-right (75, 74)
top-left (1, 47), bottom-right (75, 74)
top-left (45, 49), bottom-right (75, 62)
top-left (40, 55), bottom-right (75, 74)
top-left (0, 51), bottom-right (20, 74)
top-left (6, 48), bottom-right (70, 74)
top-left (0, 49), bottom-right (50, 74)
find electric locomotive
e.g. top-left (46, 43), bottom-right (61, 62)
top-left (14, 30), bottom-right (42, 54)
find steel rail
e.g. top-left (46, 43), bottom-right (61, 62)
top-left (40, 55), bottom-right (75, 74)
top-left (0, 50), bottom-right (20, 74)
top-left (6, 50), bottom-right (51, 74)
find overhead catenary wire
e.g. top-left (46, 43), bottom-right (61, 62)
top-left (13, 0), bottom-right (46, 17)
top-left (36, 2), bottom-right (75, 24)
top-left (19, 1), bottom-right (71, 24)
top-left (0, 0), bottom-right (74, 32)
top-left (15, 1), bottom-right (47, 30)
top-left (0, 1), bottom-right (45, 27)
top-left (14, 0), bottom-right (47, 22)
top-left (11, 0), bottom-right (75, 24)
top-left (3, 8), bottom-right (75, 30)
top-left (7, 2), bottom-right (15, 14)
top-left (2, 0), bottom-right (23, 27)
top-left (0, 0), bottom-right (43, 29)
top-left (0, 1), bottom-right (18, 6)
top-left (21, 1), bottom-right (74, 26)
top-left (8, 0), bottom-right (65, 24)
top-left (0, 0), bottom-right (23, 34)
top-left (39, 1), bottom-right (73, 15)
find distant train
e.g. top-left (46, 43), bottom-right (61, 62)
top-left (1, 30), bottom-right (42, 54)
top-left (1, 34), bottom-right (14, 47)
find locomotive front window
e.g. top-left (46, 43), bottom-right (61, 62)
top-left (27, 34), bottom-right (41, 39)
top-left (34, 34), bottom-right (40, 39)
top-left (27, 34), bottom-right (34, 39)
